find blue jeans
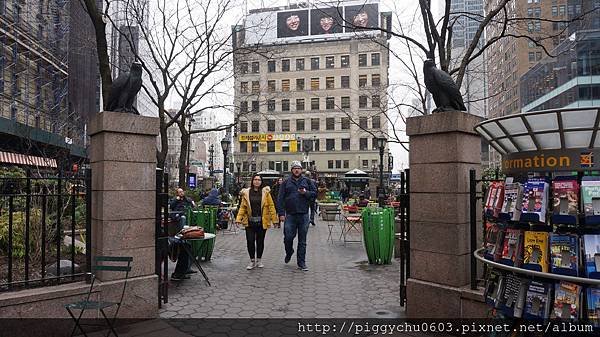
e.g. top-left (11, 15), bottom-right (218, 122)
top-left (284, 213), bottom-right (309, 267)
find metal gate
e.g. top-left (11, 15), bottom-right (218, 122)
top-left (155, 169), bottom-right (169, 307)
top-left (398, 169), bottom-right (410, 307)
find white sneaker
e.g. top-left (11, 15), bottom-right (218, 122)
top-left (246, 259), bottom-right (256, 270)
top-left (256, 259), bottom-right (264, 268)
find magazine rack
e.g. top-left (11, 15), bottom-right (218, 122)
top-left (470, 107), bottom-right (600, 323)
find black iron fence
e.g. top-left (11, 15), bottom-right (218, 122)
top-left (397, 169), bottom-right (410, 307)
top-left (155, 168), bottom-right (169, 307)
top-left (0, 169), bottom-right (91, 291)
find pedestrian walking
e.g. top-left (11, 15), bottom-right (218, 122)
top-left (270, 178), bottom-right (283, 228)
top-left (235, 174), bottom-right (278, 270)
top-left (277, 161), bottom-right (317, 271)
top-left (305, 171), bottom-right (318, 226)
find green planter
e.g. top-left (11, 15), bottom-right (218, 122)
top-left (187, 207), bottom-right (217, 261)
top-left (361, 207), bottom-right (395, 265)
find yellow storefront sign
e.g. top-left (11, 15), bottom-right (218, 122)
top-left (239, 133), bottom-right (297, 142)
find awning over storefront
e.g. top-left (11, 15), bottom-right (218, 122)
top-left (0, 151), bottom-right (57, 168)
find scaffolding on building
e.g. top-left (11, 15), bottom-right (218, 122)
top-left (0, 0), bottom-right (83, 152)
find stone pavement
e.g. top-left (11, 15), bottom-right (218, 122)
top-left (160, 217), bottom-right (403, 319)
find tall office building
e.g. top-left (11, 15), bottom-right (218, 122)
top-left (0, 0), bottom-right (100, 168)
top-left (233, 0), bottom-right (391, 184)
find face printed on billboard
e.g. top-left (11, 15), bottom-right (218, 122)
top-left (344, 4), bottom-right (378, 32)
top-left (277, 10), bottom-right (309, 37)
top-left (310, 7), bottom-right (343, 35)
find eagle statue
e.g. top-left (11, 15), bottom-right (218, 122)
top-left (105, 62), bottom-right (143, 114)
top-left (423, 59), bottom-right (466, 113)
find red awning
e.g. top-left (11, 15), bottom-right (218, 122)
top-left (0, 151), bottom-right (57, 168)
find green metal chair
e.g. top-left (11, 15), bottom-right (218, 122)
top-left (65, 256), bottom-right (133, 337)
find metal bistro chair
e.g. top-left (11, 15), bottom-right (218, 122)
top-left (65, 256), bottom-right (133, 337)
top-left (324, 208), bottom-right (343, 243)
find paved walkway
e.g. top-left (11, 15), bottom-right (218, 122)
top-left (160, 217), bottom-right (402, 319)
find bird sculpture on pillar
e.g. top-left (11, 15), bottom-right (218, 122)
top-left (105, 62), bottom-right (143, 114)
top-left (423, 59), bottom-right (467, 113)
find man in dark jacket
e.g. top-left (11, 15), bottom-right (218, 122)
top-left (277, 161), bottom-right (317, 271)
top-left (168, 188), bottom-right (196, 280)
top-left (270, 178), bottom-right (283, 228)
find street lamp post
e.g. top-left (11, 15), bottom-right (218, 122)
top-left (208, 144), bottom-right (214, 177)
top-left (377, 137), bottom-right (386, 207)
top-left (236, 162), bottom-right (241, 185)
top-left (221, 137), bottom-right (231, 195)
top-left (186, 116), bottom-right (195, 185)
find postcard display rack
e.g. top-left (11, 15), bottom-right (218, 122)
top-left (473, 107), bottom-right (600, 327)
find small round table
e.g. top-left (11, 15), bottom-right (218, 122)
top-left (173, 233), bottom-right (216, 286)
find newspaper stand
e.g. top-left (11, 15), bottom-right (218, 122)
top-left (471, 107), bottom-right (600, 327)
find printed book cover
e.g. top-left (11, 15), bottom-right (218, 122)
top-left (587, 287), bottom-right (600, 328)
top-left (501, 182), bottom-right (524, 221)
top-left (501, 228), bottom-right (524, 267)
top-left (552, 178), bottom-right (579, 216)
top-left (523, 231), bottom-right (549, 272)
top-left (550, 233), bottom-right (579, 276)
top-left (523, 281), bottom-right (553, 320)
top-left (551, 281), bottom-right (581, 320)
top-left (583, 234), bottom-right (600, 278)
top-left (500, 274), bottom-right (528, 318)
top-left (484, 222), bottom-right (505, 261)
top-left (485, 181), bottom-right (505, 218)
top-left (582, 178), bottom-right (600, 217)
top-left (521, 178), bottom-right (549, 223)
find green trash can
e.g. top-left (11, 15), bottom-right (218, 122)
top-left (362, 207), bottom-right (395, 265)
top-left (188, 207), bottom-right (217, 261)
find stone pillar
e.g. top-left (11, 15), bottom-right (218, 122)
top-left (405, 111), bottom-right (484, 318)
top-left (89, 111), bottom-right (159, 318)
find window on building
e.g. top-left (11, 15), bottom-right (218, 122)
top-left (372, 116), bottom-right (381, 129)
top-left (268, 60), bottom-right (276, 72)
top-left (372, 74), bottom-right (381, 87)
top-left (252, 100), bottom-right (259, 112)
top-left (535, 52), bottom-right (542, 61)
top-left (311, 57), bottom-right (319, 70)
top-left (371, 53), bottom-right (380, 66)
top-left (359, 116), bottom-right (368, 128)
top-left (251, 120), bottom-right (259, 132)
top-left (372, 95), bottom-right (380, 108)
top-left (335, 160), bottom-right (341, 169)
top-left (296, 119), bottom-right (305, 131)
top-left (314, 139), bottom-right (320, 151)
top-left (252, 141), bottom-right (259, 152)
top-left (341, 76), bottom-right (350, 88)
top-left (533, 7), bottom-right (541, 17)
top-left (326, 97), bottom-right (335, 109)
top-left (311, 77), bottom-right (319, 90)
top-left (267, 142), bottom-right (275, 152)
top-left (341, 96), bottom-right (350, 109)
top-left (296, 78), bottom-right (305, 91)
top-left (359, 75), bottom-right (367, 87)
top-left (240, 142), bottom-right (248, 152)
top-left (362, 159), bottom-right (368, 168)
top-left (326, 117), bottom-right (335, 130)
top-left (326, 139), bottom-right (335, 151)
top-left (326, 76), bottom-right (334, 89)
top-left (252, 81), bottom-right (260, 93)
top-left (282, 79), bottom-right (290, 92)
top-left (251, 61), bottom-right (259, 73)
top-left (534, 20), bottom-right (541, 31)
top-left (359, 95), bottom-right (368, 108)
top-left (282, 119), bottom-right (290, 132)
top-left (372, 139), bottom-right (379, 150)
top-left (311, 98), bottom-right (319, 110)
top-left (326, 56), bottom-right (335, 69)
top-left (240, 81), bottom-right (248, 94)
top-left (341, 117), bottom-right (350, 129)
top-left (240, 62), bottom-right (248, 74)
top-left (311, 118), bottom-right (320, 131)
top-left (240, 121), bottom-right (248, 132)
top-left (559, 5), bottom-right (565, 15)
top-left (296, 58), bottom-right (304, 70)
top-left (282, 59), bottom-right (290, 72)
top-left (267, 80), bottom-right (276, 92)
top-left (267, 99), bottom-right (275, 111)
top-left (359, 138), bottom-right (368, 151)
top-left (282, 99), bottom-right (290, 111)
top-left (296, 98), bottom-right (305, 111)
top-left (343, 160), bottom-right (349, 168)
top-left (281, 141), bottom-right (290, 152)
top-left (552, 6), bottom-right (558, 16)
top-left (341, 55), bottom-right (350, 68)
top-left (358, 54), bottom-right (367, 67)
top-left (341, 139), bottom-right (350, 151)
top-left (528, 52), bottom-right (535, 62)
top-left (328, 160), bottom-right (334, 169)
top-left (267, 120), bottom-right (275, 132)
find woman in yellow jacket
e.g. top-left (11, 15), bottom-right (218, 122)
top-left (235, 173), bottom-right (278, 270)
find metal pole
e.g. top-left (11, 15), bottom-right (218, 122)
top-left (223, 150), bottom-right (228, 194)
top-left (186, 120), bottom-right (192, 186)
top-left (469, 169), bottom-right (477, 290)
top-left (379, 144), bottom-right (384, 207)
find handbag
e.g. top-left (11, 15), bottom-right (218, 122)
top-left (180, 226), bottom-right (205, 239)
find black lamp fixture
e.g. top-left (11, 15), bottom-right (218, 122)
top-left (221, 137), bottom-right (231, 194)
top-left (186, 116), bottom-right (195, 184)
top-left (376, 136), bottom-right (387, 207)
top-left (236, 162), bottom-right (241, 184)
